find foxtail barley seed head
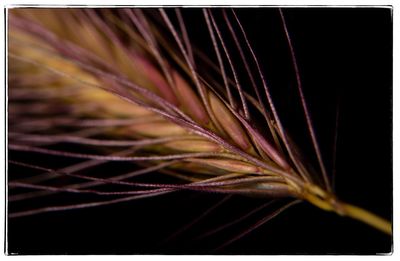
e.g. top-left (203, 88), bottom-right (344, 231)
top-left (7, 7), bottom-right (392, 253)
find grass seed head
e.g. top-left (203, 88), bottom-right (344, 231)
top-left (7, 8), bottom-right (391, 241)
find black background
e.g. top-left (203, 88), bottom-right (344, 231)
top-left (7, 7), bottom-right (392, 254)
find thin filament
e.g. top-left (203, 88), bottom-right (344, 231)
top-left (215, 199), bottom-right (300, 250)
top-left (278, 9), bottom-right (330, 191)
top-left (203, 9), bottom-right (234, 108)
top-left (231, 9), bottom-right (311, 184)
top-left (208, 10), bottom-right (250, 119)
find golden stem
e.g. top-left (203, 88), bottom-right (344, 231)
top-left (341, 202), bottom-right (392, 235)
top-left (303, 187), bottom-right (392, 235)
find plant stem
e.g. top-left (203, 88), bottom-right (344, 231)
top-left (341, 202), bottom-right (392, 235)
top-left (304, 189), bottom-right (392, 235)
